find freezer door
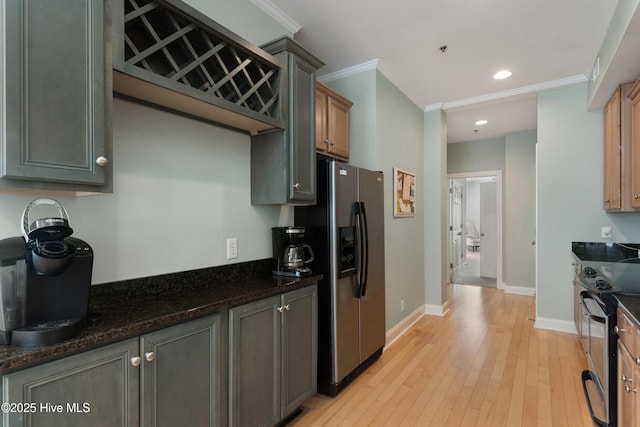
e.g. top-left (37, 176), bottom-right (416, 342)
top-left (358, 168), bottom-right (386, 361)
top-left (330, 162), bottom-right (361, 383)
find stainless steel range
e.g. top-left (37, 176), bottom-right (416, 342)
top-left (573, 241), bottom-right (640, 427)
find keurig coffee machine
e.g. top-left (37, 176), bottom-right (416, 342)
top-left (0, 198), bottom-right (93, 347)
top-left (272, 226), bottom-right (315, 277)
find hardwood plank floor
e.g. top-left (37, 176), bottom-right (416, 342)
top-left (293, 284), bottom-right (593, 427)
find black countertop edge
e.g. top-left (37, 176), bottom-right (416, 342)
top-left (572, 241), bottom-right (640, 263)
top-left (0, 258), bottom-right (322, 374)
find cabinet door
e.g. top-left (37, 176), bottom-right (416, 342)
top-left (2, 338), bottom-right (139, 427)
top-left (631, 82), bottom-right (640, 208)
top-left (2, 0), bottom-right (108, 185)
top-left (141, 314), bottom-right (222, 427)
top-left (327, 97), bottom-right (351, 160)
top-left (288, 54), bottom-right (316, 203)
top-left (315, 91), bottom-right (328, 153)
top-left (618, 341), bottom-right (637, 427)
top-left (281, 285), bottom-right (317, 418)
top-left (603, 88), bottom-right (621, 210)
top-left (229, 296), bottom-right (280, 427)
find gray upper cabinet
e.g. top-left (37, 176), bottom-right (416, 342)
top-left (109, 0), bottom-right (284, 135)
top-left (228, 284), bottom-right (317, 427)
top-left (251, 37), bottom-right (324, 205)
top-left (1, 0), bottom-right (112, 191)
top-left (2, 338), bottom-right (140, 427)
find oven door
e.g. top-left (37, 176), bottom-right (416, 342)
top-left (580, 291), bottom-right (610, 427)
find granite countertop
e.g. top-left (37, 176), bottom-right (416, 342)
top-left (0, 258), bottom-right (321, 373)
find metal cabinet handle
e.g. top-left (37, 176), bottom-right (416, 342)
top-left (130, 356), bottom-right (142, 367)
top-left (614, 325), bottom-right (627, 334)
top-left (145, 352), bottom-right (156, 362)
top-left (635, 195), bottom-right (640, 200)
top-left (622, 374), bottom-right (633, 383)
top-left (324, 139), bottom-right (330, 145)
top-left (293, 183), bottom-right (300, 189)
top-left (96, 156), bottom-right (109, 167)
top-left (277, 304), bottom-right (291, 313)
top-left (625, 384), bottom-right (638, 393)
top-left (330, 141), bottom-right (335, 146)
top-left (635, 357), bottom-right (640, 365)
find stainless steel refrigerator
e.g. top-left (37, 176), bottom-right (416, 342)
top-left (295, 159), bottom-right (385, 397)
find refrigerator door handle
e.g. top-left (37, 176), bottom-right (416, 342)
top-left (354, 202), bottom-right (364, 298)
top-left (360, 201), bottom-right (369, 296)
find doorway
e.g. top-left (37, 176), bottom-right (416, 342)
top-left (448, 171), bottom-right (503, 290)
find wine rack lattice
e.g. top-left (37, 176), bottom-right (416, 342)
top-left (122, 0), bottom-right (280, 120)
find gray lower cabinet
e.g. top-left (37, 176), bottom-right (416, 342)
top-left (2, 313), bottom-right (222, 427)
top-left (1, 0), bottom-right (111, 191)
top-left (229, 285), bottom-right (317, 427)
top-left (2, 338), bottom-right (140, 427)
top-left (251, 37), bottom-right (323, 205)
top-left (140, 314), bottom-right (223, 427)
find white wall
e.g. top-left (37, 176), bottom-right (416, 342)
top-left (505, 130), bottom-right (536, 289)
top-left (0, 0), bottom-right (292, 284)
top-left (536, 83), bottom-right (640, 329)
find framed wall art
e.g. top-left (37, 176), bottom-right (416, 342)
top-left (394, 167), bottom-right (415, 217)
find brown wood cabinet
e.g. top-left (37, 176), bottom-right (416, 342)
top-left (604, 87), bottom-right (622, 210)
top-left (604, 81), bottom-right (640, 211)
top-left (617, 307), bottom-right (640, 426)
top-left (315, 82), bottom-right (353, 161)
top-left (630, 80), bottom-right (640, 208)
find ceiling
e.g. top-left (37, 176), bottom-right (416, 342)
top-left (254, 0), bottom-right (629, 143)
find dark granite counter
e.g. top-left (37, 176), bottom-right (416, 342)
top-left (0, 258), bottom-right (321, 373)
top-left (572, 242), bottom-right (640, 295)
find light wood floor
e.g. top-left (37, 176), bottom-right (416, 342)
top-left (294, 284), bottom-right (593, 427)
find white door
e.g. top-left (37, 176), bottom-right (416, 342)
top-left (449, 179), bottom-right (465, 283)
top-left (480, 182), bottom-right (497, 278)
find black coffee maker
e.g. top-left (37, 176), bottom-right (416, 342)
top-left (272, 226), bottom-right (315, 277)
top-left (0, 198), bottom-right (93, 347)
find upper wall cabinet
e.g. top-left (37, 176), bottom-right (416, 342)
top-left (1, 0), bottom-right (112, 192)
top-left (603, 80), bottom-right (640, 212)
top-left (109, 0), bottom-right (284, 135)
top-left (250, 37), bottom-right (324, 205)
top-left (315, 82), bottom-right (352, 161)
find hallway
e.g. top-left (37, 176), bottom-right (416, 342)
top-left (294, 285), bottom-right (591, 426)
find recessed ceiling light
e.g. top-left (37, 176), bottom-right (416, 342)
top-left (475, 120), bottom-right (488, 126)
top-left (493, 70), bottom-right (512, 80)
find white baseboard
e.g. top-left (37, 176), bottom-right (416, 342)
top-left (534, 317), bottom-right (577, 334)
top-left (385, 301), bottom-right (451, 351)
top-left (385, 305), bottom-right (425, 350)
top-left (503, 284), bottom-right (536, 296)
top-left (425, 300), bottom-right (450, 317)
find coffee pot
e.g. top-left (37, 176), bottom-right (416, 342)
top-left (272, 226), bottom-right (315, 277)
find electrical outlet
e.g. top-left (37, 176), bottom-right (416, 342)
top-left (601, 226), bottom-right (612, 239)
top-left (226, 238), bottom-right (238, 259)
top-left (400, 299), bottom-right (405, 313)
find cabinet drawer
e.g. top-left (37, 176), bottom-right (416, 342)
top-left (618, 307), bottom-right (638, 356)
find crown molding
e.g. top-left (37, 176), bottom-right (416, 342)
top-left (250, 0), bottom-right (301, 34)
top-left (317, 59), bottom-right (379, 83)
top-left (436, 74), bottom-right (588, 111)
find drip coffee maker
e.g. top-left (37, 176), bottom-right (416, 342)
top-left (272, 226), bottom-right (315, 277)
